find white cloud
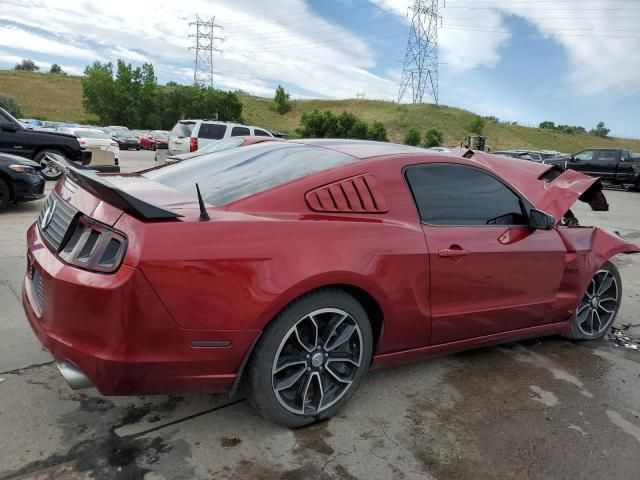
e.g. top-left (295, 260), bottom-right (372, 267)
top-left (0, 25), bottom-right (99, 60)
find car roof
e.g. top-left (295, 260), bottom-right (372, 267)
top-left (293, 139), bottom-right (427, 159)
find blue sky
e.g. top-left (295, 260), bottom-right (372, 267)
top-left (1, 0), bottom-right (639, 137)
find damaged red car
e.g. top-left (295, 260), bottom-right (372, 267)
top-left (22, 140), bottom-right (639, 427)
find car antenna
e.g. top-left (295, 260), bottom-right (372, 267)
top-left (195, 183), bottom-right (210, 221)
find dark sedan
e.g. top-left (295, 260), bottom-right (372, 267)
top-left (112, 132), bottom-right (140, 150)
top-left (0, 153), bottom-right (45, 210)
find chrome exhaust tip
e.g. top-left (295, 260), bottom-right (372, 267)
top-left (56, 361), bottom-right (93, 390)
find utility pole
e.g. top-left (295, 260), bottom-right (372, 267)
top-left (398, 0), bottom-right (440, 105)
top-left (189, 16), bottom-right (223, 88)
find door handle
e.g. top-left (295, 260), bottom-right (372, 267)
top-left (438, 247), bottom-right (470, 258)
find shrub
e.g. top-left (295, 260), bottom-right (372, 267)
top-left (14, 59), bottom-right (39, 72)
top-left (367, 121), bottom-right (388, 142)
top-left (468, 115), bottom-right (485, 134)
top-left (423, 127), bottom-right (444, 148)
top-left (297, 109), bottom-right (385, 140)
top-left (274, 85), bottom-right (291, 114)
top-left (404, 128), bottom-right (421, 146)
top-left (0, 94), bottom-right (23, 117)
top-left (590, 121), bottom-right (610, 138)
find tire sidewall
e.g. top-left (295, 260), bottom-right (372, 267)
top-left (0, 178), bottom-right (10, 210)
top-left (247, 290), bottom-right (373, 427)
top-left (570, 261), bottom-right (622, 340)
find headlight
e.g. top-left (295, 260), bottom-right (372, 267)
top-left (9, 164), bottom-right (37, 174)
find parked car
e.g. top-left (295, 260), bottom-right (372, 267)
top-left (108, 126), bottom-right (129, 132)
top-left (0, 107), bottom-right (91, 180)
top-left (168, 120), bottom-right (274, 155)
top-left (0, 152), bottom-right (45, 210)
top-left (544, 148), bottom-right (640, 189)
top-left (23, 141), bottom-right (638, 427)
top-left (140, 130), bottom-right (169, 151)
top-left (58, 127), bottom-right (120, 164)
top-left (18, 119), bottom-right (43, 130)
top-left (493, 150), bottom-right (543, 162)
top-left (112, 131), bottom-right (140, 150)
top-left (165, 136), bottom-right (284, 163)
top-left (427, 146), bottom-right (451, 153)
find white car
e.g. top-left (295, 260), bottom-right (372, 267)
top-left (59, 127), bottom-right (120, 163)
top-left (168, 120), bottom-right (274, 155)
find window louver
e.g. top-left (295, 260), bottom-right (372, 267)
top-left (305, 174), bottom-right (389, 214)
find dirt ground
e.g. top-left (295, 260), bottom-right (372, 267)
top-left (1, 150), bottom-right (639, 479)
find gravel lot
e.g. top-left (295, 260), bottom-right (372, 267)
top-left (1, 150), bottom-right (639, 480)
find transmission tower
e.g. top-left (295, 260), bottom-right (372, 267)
top-left (398, 0), bottom-right (440, 105)
top-left (189, 16), bottom-right (223, 87)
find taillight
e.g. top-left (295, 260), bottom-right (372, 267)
top-left (110, 141), bottom-right (118, 147)
top-left (59, 215), bottom-right (127, 273)
top-left (79, 139), bottom-right (86, 145)
top-left (190, 137), bottom-right (198, 152)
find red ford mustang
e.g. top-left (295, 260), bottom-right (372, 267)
top-left (23, 140), bottom-right (639, 427)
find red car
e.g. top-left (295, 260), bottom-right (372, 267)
top-left (139, 130), bottom-right (169, 150)
top-left (22, 141), bottom-right (639, 427)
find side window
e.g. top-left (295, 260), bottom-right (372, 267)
top-left (231, 126), bottom-right (250, 136)
top-left (198, 124), bottom-right (227, 140)
top-left (574, 150), bottom-right (595, 162)
top-left (405, 164), bottom-right (527, 226)
top-left (622, 150), bottom-right (630, 161)
top-left (254, 129), bottom-right (271, 137)
top-left (595, 150), bottom-right (617, 162)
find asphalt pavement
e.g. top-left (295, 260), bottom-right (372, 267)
top-left (0, 150), bottom-right (639, 480)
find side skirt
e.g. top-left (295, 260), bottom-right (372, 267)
top-left (370, 321), bottom-right (568, 370)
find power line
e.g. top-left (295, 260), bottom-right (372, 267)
top-left (398, 0), bottom-right (440, 105)
top-left (189, 16), bottom-right (223, 88)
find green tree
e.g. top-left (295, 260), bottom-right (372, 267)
top-left (274, 85), bottom-right (291, 114)
top-left (14, 59), bottom-right (39, 72)
top-left (350, 119), bottom-right (368, 139)
top-left (404, 128), bottom-right (421, 146)
top-left (49, 63), bottom-right (65, 74)
top-left (367, 121), bottom-right (388, 142)
top-left (539, 121), bottom-right (555, 129)
top-left (423, 127), bottom-right (444, 148)
top-left (82, 61), bottom-right (117, 124)
top-left (0, 94), bottom-right (23, 117)
top-left (590, 121), bottom-right (610, 138)
top-left (468, 115), bottom-right (485, 134)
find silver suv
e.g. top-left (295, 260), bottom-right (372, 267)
top-left (168, 120), bottom-right (273, 155)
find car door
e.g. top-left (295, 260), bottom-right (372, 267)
top-left (591, 150), bottom-right (618, 180)
top-left (0, 109), bottom-right (32, 157)
top-left (404, 163), bottom-right (567, 345)
top-left (567, 150), bottom-right (597, 174)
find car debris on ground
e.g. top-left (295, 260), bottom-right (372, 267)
top-left (608, 325), bottom-right (640, 351)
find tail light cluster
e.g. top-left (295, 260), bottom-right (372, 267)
top-left (190, 137), bottom-right (198, 152)
top-left (59, 216), bottom-right (127, 273)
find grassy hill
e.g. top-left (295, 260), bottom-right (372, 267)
top-left (2, 70), bottom-right (639, 153)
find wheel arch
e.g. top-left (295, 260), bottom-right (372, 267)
top-left (0, 171), bottom-right (15, 201)
top-left (32, 145), bottom-right (72, 161)
top-left (229, 279), bottom-right (386, 397)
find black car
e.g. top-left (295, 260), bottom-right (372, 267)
top-left (112, 131), bottom-right (140, 150)
top-left (544, 148), bottom-right (640, 189)
top-left (0, 107), bottom-right (91, 181)
top-left (0, 152), bottom-right (45, 211)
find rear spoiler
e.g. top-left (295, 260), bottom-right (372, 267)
top-left (46, 153), bottom-right (182, 220)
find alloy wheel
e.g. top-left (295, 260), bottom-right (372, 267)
top-left (576, 269), bottom-right (619, 337)
top-left (272, 307), bottom-right (363, 415)
top-left (40, 158), bottom-right (62, 178)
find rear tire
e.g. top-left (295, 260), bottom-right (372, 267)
top-left (0, 178), bottom-right (11, 210)
top-left (568, 261), bottom-right (622, 340)
top-left (245, 289), bottom-right (373, 427)
top-left (34, 149), bottom-right (64, 181)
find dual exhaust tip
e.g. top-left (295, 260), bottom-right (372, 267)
top-left (56, 361), bottom-right (93, 390)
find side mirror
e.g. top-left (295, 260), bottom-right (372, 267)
top-left (1, 122), bottom-right (18, 132)
top-left (529, 209), bottom-right (555, 230)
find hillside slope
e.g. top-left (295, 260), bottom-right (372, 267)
top-left (2, 70), bottom-right (639, 152)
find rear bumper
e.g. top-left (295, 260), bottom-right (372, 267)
top-left (22, 223), bottom-right (259, 395)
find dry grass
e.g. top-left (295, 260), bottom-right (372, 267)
top-left (2, 70), bottom-right (639, 153)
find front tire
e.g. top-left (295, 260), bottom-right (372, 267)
top-left (0, 178), bottom-right (11, 210)
top-left (246, 289), bottom-right (373, 427)
top-left (569, 261), bottom-right (622, 340)
top-left (34, 149), bottom-right (64, 181)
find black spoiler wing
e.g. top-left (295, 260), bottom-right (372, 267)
top-left (46, 153), bottom-right (182, 220)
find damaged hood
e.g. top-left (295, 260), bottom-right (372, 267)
top-left (451, 149), bottom-right (603, 222)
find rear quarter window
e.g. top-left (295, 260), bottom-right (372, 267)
top-left (198, 123), bottom-right (227, 140)
top-left (144, 142), bottom-right (359, 205)
top-left (254, 129), bottom-right (271, 137)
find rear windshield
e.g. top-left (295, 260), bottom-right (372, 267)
top-left (198, 123), bottom-right (226, 140)
top-left (171, 122), bottom-right (195, 138)
top-left (144, 142), bottom-right (358, 205)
